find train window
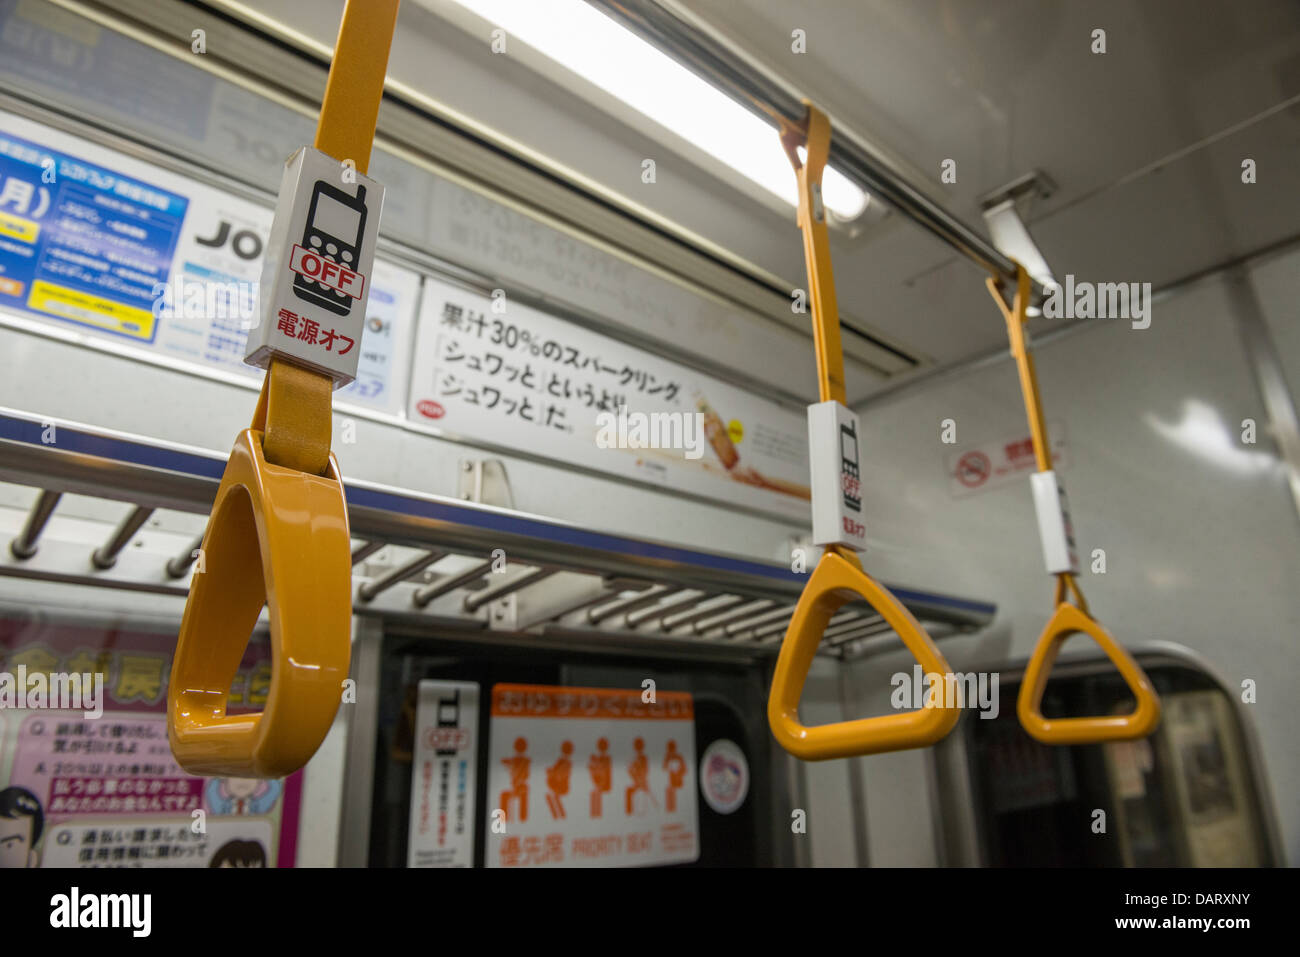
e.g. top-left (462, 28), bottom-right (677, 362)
top-left (956, 654), bottom-right (1278, 867)
top-left (354, 627), bottom-right (791, 868)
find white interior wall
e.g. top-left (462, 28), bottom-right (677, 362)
top-left (834, 250), bottom-right (1300, 866)
top-left (796, 656), bottom-right (858, 867)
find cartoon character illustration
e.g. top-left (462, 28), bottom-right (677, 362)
top-left (663, 739), bottom-right (687, 812)
top-left (206, 777), bottom-right (282, 816)
top-left (706, 750), bottom-right (744, 809)
top-left (500, 737), bottom-right (530, 823)
top-left (588, 737), bottom-right (612, 818)
top-left (0, 786), bottom-right (43, 869)
top-left (625, 737), bottom-right (655, 815)
top-left (208, 839), bottom-right (267, 868)
top-left (545, 741), bottom-right (573, 819)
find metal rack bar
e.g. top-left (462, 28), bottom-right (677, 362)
top-left (824, 614), bottom-right (883, 640)
top-left (586, 0), bottom-right (1029, 289)
top-left (724, 604), bottom-right (795, 637)
top-left (543, 578), bottom-right (654, 622)
top-left (589, 584), bottom-right (684, 625)
top-left (693, 599), bottom-right (775, 634)
top-left (625, 590), bottom-right (709, 627)
top-left (164, 533), bottom-right (205, 579)
top-left (411, 559), bottom-right (494, 608)
top-left (357, 550), bottom-right (447, 602)
top-left (663, 595), bottom-right (746, 630)
top-left (0, 410), bottom-right (998, 655)
top-left (752, 609), bottom-right (858, 641)
top-left (350, 540), bottom-right (385, 565)
top-left (9, 490), bottom-right (61, 559)
top-left (463, 567), bottom-right (555, 612)
top-left (90, 506), bottom-right (153, 570)
top-left (827, 619), bottom-right (897, 648)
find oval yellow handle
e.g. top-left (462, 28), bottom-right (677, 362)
top-left (168, 429), bottom-right (352, 777)
top-left (768, 550), bottom-right (962, 760)
top-left (1017, 602), bottom-right (1161, 744)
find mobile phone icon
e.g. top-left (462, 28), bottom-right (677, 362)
top-left (435, 690), bottom-right (460, 756)
top-left (293, 179), bottom-right (367, 316)
top-left (840, 422), bottom-right (862, 512)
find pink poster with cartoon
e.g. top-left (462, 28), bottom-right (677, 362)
top-left (0, 618), bottom-right (303, 868)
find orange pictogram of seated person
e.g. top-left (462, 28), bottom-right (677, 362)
top-left (663, 739), bottom-right (687, 812)
top-left (545, 741), bottom-right (574, 819)
top-left (588, 737), bottom-right (612, 818)
top-left (626, 737), bottom-right (656, 815)
top-left (500, 736), bottom-right (530, 822)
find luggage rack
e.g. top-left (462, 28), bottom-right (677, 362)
top-left (0, 409), bottom-right (995, 661)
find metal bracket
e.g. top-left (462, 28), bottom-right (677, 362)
top-left (457, 457), bottom-right (516, 509)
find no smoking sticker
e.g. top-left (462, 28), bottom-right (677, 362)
top-left (699, 739), bottom-right (748, 815)
top-left (946, 425), bottom-right (1068, 498)
top-left (955, 450), bottom-right (991, 489)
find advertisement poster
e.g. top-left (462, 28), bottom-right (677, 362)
top-left (485, 684), bottom-right (698, 868)
top-left (0, 618), bottom-right (302, 868)
top-left (406, 680), bottom-right (478, 868)
top-left (0, 127), bottom-right (186, 342)
top-left (409, 276), bottom-right (811, 516)
top-left (0, 109), bottom-right (419, 414)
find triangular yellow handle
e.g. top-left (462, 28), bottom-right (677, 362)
top-left (768, 550), bottom-right (961, 760)
top-left (1017, 601), bottom-right (1161, 744)
top-left (168, 430), bottom-right (352, 777)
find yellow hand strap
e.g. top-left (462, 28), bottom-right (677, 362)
top-left (169, 0), bottom-right (401, 777)
top-left (767, 103), bottom-right (960, 760)
top-left (986, 266), bottom-right (1160, 744)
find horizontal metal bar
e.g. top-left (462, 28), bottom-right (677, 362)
top-left (589, 584), bottom-right (683, 625)
top-left (358, 550), bottom-right (448, 602)
top-left (693, 599), bottom-right (775, 635)
top-left (625, 590), bottom-right (710, 628)
top-left (840, 623), bottom-right (961, 660)
top-left (464, 567), bottom-right (556, 612)
top-left (823, 613), bottom-right (883, 640)
top-left (411, 559), bottom-right (495, 608)
top-left (827, 619), bottom-right (896, 648)
top-left (751, 609), bottom-right (858, 641)
top-left (91, 506), bottom-right (153, 570)
top-left (9, 490), bottom-right (61, 559)
top-left (724, 604), bottom-right (795, 637)
top-left (663, 594), bottom-right (746, 630)
top-left (0, 409), bottom-right (998, 629)
top-left (350, 540), bottom-right (385, 565)
top-left (541, 577), bottom-right (654, 623)
top-left (586, 0), bottom-right (1022, 285)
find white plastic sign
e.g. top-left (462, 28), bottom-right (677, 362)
top-left (1030, 469), bottom-right (1080, 575)
top-left (807, 400), bottom-right (866, 549)
top-left (407, 680), bottom-right (479, 868)
top-left (245, 146), bottom-right (384, 386)
top-left (485, 684), bottom-right (698, 868)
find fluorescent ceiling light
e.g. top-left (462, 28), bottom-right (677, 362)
top-left (446, 0), bottom-right (870, 219)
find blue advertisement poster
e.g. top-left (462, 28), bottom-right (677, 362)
top-left (0, 130), bottom-right (187, 342)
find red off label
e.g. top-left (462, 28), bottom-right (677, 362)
top-left (290, 243), bottom-right (365, 298)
